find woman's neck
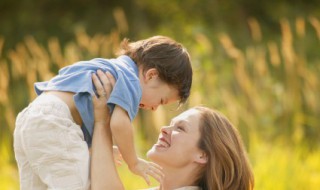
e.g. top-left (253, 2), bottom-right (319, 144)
top-left (159, 165), bottom-right (200, 190)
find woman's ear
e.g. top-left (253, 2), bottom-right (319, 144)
top-left (194, 151), bottom-right (208, 164)
top-left (144, 68), bottom-right (159, 81)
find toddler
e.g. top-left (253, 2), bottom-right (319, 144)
top-left (14, 36), bottom-right (193, 189)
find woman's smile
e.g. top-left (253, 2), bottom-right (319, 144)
top-left (155, 136), bottom-right (171, 149)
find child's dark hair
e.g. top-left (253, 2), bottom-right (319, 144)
top-left (117, 35), bottom-right (193, 105)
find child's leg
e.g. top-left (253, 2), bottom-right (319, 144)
top-left (14, 94), bottom-right (90, 190)
top-left (14, 136), bottom-right (47, 190)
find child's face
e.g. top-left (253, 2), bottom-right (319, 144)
top-left (139, 68), bottom-right (179, 111)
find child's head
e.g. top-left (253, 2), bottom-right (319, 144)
top-left (118, 36), bottom-right (193, 110)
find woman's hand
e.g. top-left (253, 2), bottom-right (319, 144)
top-left (92, 70), bottom-right (115, 127)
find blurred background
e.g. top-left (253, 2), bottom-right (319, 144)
top-left (0, 0), bottom-right (320, 189)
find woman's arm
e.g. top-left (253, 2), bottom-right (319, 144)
top-left (90, 70), bottom-right (124, 190)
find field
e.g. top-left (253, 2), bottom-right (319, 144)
top-left (0, 17), bottom-right (319, 189)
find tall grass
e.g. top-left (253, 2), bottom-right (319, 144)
top-left (0, 17), bottom-right (319, 189)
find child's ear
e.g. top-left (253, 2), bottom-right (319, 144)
top-left (194, 151), bottom-right (208, 164)
top-left (144, 68), bottom-right (159, 81)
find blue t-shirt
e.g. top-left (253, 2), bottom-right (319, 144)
top-left (34, 55), bottom-right (142, 146)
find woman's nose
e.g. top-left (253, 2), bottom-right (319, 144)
top-left (160, 126), bottom-right (172, 134)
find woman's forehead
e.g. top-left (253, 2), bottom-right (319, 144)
top-left (171, 108), bottom-right (200, 124)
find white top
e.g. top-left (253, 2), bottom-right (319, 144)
top-left (144, 186), bottom-right (201, 190)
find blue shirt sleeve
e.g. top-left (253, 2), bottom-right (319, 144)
top-left (107, 69), bottom-right (141, 121)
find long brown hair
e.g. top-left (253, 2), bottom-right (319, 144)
top-left (194, 106), bottom-right (254, 190)
top-left (117, 36), bottom-right (192, 105)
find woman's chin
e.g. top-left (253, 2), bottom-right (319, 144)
top-left (147, 149), bottom-right (165, 167)
top-left (147, 144), bottom-right (167, 160)
top-left (147, 145), bottom-right (157, 155)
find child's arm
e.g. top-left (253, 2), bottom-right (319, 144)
top-left (110, 106), bottom-right (138, 167)
top-left (111, 105), bottom-right (164, 185)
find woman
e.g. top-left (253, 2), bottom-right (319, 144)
top-left (90, 72), bottom-right (254, 190)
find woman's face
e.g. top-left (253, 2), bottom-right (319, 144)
top-left (147, 108), bottom-right (204, 168)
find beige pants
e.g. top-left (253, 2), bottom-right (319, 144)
top-left (14, 94), bottom-right (90, 190)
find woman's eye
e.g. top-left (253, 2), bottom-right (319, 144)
top-left (177, 126), bottom-right (184, 131)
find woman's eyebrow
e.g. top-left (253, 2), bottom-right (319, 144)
top-left (176, 120), bottom-right (190, 129)
top-left (170, 118), bottom-right (190, 127)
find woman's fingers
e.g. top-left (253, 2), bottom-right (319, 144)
top-left (105, 71), bottom-right (116, 87)
top-left (92, 70), bottom-right (116, 100)
top-left (92, 72), bottom-right (105, 98)
top-left (96, 70), bottom-right (115, 98)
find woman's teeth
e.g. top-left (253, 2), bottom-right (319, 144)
top-left (158, 140), bottom-right (170, 148)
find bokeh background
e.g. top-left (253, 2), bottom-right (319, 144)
top-left (1, 0), bottom-right (320, 189)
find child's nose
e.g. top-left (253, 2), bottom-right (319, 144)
top-left (151, 105), bottom-right (159, 111)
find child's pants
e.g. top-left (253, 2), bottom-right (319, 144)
top-left (14, 94), bottom-right (90, 190)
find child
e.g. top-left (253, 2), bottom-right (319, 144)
top-left (14, 36), bottom-right (193, 189)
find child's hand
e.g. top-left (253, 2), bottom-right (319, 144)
top-left (129, 158), bottom-right (164, 186)
top-left (113, 146), bottom-right (123, 166)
